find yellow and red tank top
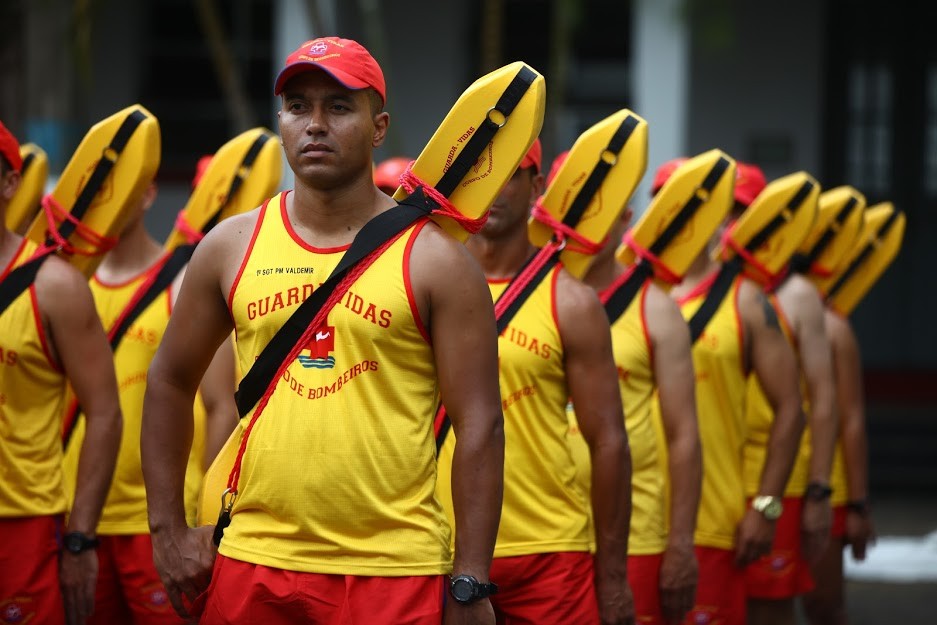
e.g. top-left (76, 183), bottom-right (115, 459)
top-left (678, 272), bottom-right (747, 550)
top-left (566, 281), bottom-right (666, 554)
top-left (830, 443), bottom-right (848, 505)
top-left (437, 266), bottom-right (591, 558)
top-left (0, 238), bottom-right (68, 517)
top-left (62, 257), bottom-right (211, 531)
top-left (223, 192), bottom-right (448, 575)
top-left (743, 296), bottom-right (811, 497)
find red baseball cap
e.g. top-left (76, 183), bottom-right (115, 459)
top-left (373, 156), bottom-right (410, 191)
top-left (546, 150), bottom-right (569, 186)
top-left (192, 154), bottom-right (214, 190)
top-left (734, 161), bottom-right (767, 207)
top-left (520, 138), bottom-right (542, 173)
top-left (0, 120), bottom-right (23, 173)
top-left (650, 157), bottom-right (688, 195)
top-left (274, 37), bottom-right (386, 104)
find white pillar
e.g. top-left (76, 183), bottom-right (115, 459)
top-left (632, 0), bottom-right (689, 216)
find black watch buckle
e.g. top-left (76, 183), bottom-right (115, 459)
top-left (804, 481), bottom-right (833, 501)
top-left (62, 531), bottom-right (99, 554)
top-left (449, 574), bottom-right (498, 605)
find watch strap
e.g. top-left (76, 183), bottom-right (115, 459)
top-left (804, 481), bottom-right (833, 501)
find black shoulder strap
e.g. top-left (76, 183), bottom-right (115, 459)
top-left (201, 133), bottom-right (271, 234)
top-left (826, 209), bottom-right (900, 300)
top-left (0, 254), bottom-right (51, 316)
top-left (234, 190), bottom-right (433, 417)
top-left (687, 258), bottom-right (742, 343)
top-left (109, 246), bottom-right (194, 349)
top-left (602, 263), bottom-right (652, 324)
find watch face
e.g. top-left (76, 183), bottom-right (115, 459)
top-left (765, 499), bottom-right (783, 520)
top-left (64, 534), bottom-right (83, 553)
top-left (451, 577), bottom-right (475, 603)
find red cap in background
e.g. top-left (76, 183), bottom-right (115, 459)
top-left (519, 138), bottom-right (542, 173)
top-left (0, 120), bottom-right (23, 173)
top-left (373, 156), bottom-right (411, 192)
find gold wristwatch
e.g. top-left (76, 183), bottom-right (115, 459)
top-left (751, 495), bottom-right (783, 521)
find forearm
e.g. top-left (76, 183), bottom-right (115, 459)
top-left (591, 432), bottom-right (631, 578)
top-left (142, 373), bottom-right (197, 533)
top-left (806, 392), bottom-right (837, 483)
top-left (666, 432), bottom-right (701, 547)
top-left (69, 406), bottom-right (122, 533)
top-left (758, 404), bottom-right (804, 496)
top-left (841, 414), bottom-right (869, 500)
top-left (450, 415), bottom-right (504, 580)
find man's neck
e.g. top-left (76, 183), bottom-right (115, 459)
top-left (289, 171), bottom-right (394, 246)
top-left (672, 250), bottom-right (720, 298)
top-left (96, 218), bottom-right (163, 284)
top-left (466, 225), bottom-right (535, 280)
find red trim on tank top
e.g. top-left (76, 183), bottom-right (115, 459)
top-left (639, 281), bottom-right (655, 372)
top-left (226, 196), bottom-right (270, 313)
top-left (280, 190), bottom-right (351, 253)
top-left (550, 265), bottom-right (561, 329)
top-left (733, 277), bottom-right (748, 376)
top-left (30, 286), bottom-right (62, 373)
top-left (486, 276), bottom-right (512, 285)
top-left (92, 250), bottom-right (172, 290)
top-left (677, 267), bottom-right (721, 306)
top-left (403, 218), bottom-right (432, 345)
top-left (0, 237), bottom-right (30, 280)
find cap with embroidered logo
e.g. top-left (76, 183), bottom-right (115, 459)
top-left (274, 37), bottom-right (386, 104)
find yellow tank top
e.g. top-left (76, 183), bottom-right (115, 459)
top-left (0, 238), bottom-right (68, 517)
top-left (679, 272), bottom-right (747, 550)
top-left (438, 266), bottom-right (590, 558)
top-left (830, 443), bottom-right (847, 505)
top-left (224, 192), bottom-right (449, 575)
top-left (62, 259), bottom-right (210, 531)
top-left (566, 281), bottom-right (665, 554)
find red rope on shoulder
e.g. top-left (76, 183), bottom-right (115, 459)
top-left (173, 210), bottom-right (204, 244)
top-left (40, 194), bottom-right (118, 257)
top-left (529, 200), bottom-right (606, 256)
top-left (621, 230), bottom-right (681, 285)
top-left (398, 162), bottom-right (488, 235)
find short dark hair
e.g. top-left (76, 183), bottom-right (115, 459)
top-left (0, 153), bottom-right (10, 175)
top-left (367, 88), bottom-right (384, 116)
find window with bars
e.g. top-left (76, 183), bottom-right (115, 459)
top-left (845, 64), bottom-right (892, 194)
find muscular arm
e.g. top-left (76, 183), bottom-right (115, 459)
top-left (38, 258), bottom-right (122, 623)
top-left (558, 270), bottom-right (633, 624)
top-left (781, 275), bottom-right (837, 484)
top-left (411, 225), bottom-right (504, 583)
top-left (736, 280), bottom-right (804, 565)
top-left (142, 216), bottom-right (251, 616)
top-left (779, 275), bottom-right (837, 560)
top-left (197, 337), bottom-right (238, 470)
top-left (646, 283), bottom-right (700, 624)
top-left (826, 309), bottom-right (875, 559)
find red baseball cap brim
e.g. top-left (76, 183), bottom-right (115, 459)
top-left (520, 138), bottom-right (542, 173)
top-left (275, 63), bottom-right (373, 98)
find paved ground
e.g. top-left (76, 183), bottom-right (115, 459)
top-left (797, 493), bottom-right (937, 624)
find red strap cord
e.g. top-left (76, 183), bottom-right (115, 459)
top-left (529, 200), bottom-right (607, 256)
top-left (398, 162), bottom-right (488, 235)
top-left (224, 229), bottom-right (409, 499)
top-left (621, 230), bottom-right (681, 285)
top-left (173, 210), bottom-right (204, 244)
top-left (36, 194), bottom-right (118, 258)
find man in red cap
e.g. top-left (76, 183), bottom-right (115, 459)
top-left (0, 122), bottom-right (123, 624)
top-left (141, 37), bottom-right (504, 625)
top-left (654, 159), bottom-right (804, 625)
top-left (436, 138), bottom-right (635, 625)
top-left (738, 165), bottom-right (837, 625)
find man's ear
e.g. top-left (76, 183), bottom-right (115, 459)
top-left (372, 112), bottom-right (390, 148)
top-left (0, 170), bottom-right (21, 202)
top-left (531, 172), bottom-right (546, 197)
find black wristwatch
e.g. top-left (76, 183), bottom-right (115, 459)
top-left (804, 481), bottom-right (833, 501)
top-left (62, 532), bottom-right (99, 554)
top-left (449, 575), bottom-right (498, 605)
top-left (846, 499), bottom-right (870, 516)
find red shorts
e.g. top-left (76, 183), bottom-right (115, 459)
top-left (744, 497), bottom-right (815, 599)
top-left (88, 534), bottom-right (183, 625)
top-left (831, 505), bottom-right (847, 539)
top-left (489, 551), bottom-right (599, 625)
top-left (684, 546), bottom-right (745, 625)
top-left (199, 555), bottom-right (444, 625)
top-left (0, 515), bottom-right (65, 625)
top-left (629, 553), bottom-right (664, 625)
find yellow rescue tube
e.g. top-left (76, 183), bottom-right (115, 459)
top-left (6, 143), bottom-right (48, 235)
